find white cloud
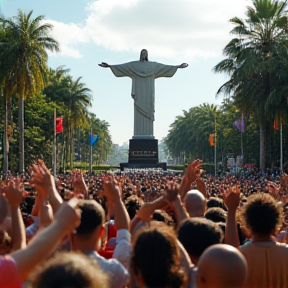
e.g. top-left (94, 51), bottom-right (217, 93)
top-left (48, 0), bottom-right (249, 60)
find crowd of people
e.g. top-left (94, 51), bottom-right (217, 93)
top-left (1, 159), bottom-right (288, 287)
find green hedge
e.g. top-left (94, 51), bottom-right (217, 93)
top-left (167, 163), bottom-right (215, 175)
top-left (167, 165), bottom-right (185, 171)
top-left (63, 163), bottom-right (216, 174)
top-left (63, 164), bottom-right (119, 172)
top-left (201, 163), bottom-right (215, 175)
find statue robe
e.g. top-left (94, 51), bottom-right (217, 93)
top-left (110, 61), bottom-right (178, 136)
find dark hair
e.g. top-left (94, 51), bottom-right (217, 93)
top-left (152, 209), bottom-right (174, 227)
top-left (124, 195), bottom-right (141, 220)
top-left (27, 252), bottom-right (107, 288)
top-left (240, 193), bottom-right (283, 236)
top-left (205, 207), bottom-right (227, 223)
top-left (178, 217), bottom-right (223, 258)
top-left (76, 200), bottom-right (105, 238)
top-left (206, 197), bottom-right (227, 211)
top-left (131, 224), bottom-right (185, 288)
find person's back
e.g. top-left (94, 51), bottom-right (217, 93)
top-left (239, 192), bottom-right (288, 288)
top-left (240, 241), bottom-right (288, 288)
top-left (70, 200), bottom-right (129, 288)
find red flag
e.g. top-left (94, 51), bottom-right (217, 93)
top-left (274, 118), bottom-right (280, 130)
top-left (56, 118), bottom-right (63, 133)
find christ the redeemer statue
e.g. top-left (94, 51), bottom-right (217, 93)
top-left (99, 49), bottom-right (188, 138)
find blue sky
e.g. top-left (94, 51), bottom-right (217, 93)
top-left (0, 0), bottom-right (249, 145)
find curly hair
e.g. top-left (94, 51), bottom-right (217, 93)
top-left (131, 224), bottom-right (185, 288)
top-left (240, 193), bottom-right (283, 236)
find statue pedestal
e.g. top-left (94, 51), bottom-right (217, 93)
top-left (120, 138), bottom-right (167, 171)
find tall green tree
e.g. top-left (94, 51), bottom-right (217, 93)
top-left (214, 0), bottom-right (288, 172)
top-left (0, 10), bottom-right (59, 173)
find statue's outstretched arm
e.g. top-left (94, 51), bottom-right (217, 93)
top-left (98, 62), bottom-right (110, 68)
top-left (178, 63), bottom-right (188, 69)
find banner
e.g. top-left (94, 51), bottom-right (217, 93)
top-left (209, 134), bottom-right (215, 146)
top-left (233, 117), bottom-right (245, 132)
top-left (90, 134), bottom-right (100, 146)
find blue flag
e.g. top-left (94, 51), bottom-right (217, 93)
top-left (90, 134), bottom-right (100, 146)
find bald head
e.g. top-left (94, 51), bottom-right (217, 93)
top-left (184, 190), bottom-right (206, 217)
top-left (197, 244), bottom-right (247, 288)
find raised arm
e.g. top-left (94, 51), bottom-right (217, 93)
top-left (3, 179), bottom-right (26, 252)
top-left (104, 176), bottom-right (131, 271)
top-left (104, 176), bottom-right (130, 231)
top-left (180, 159), bottom-right (203, 201)
top-left (30, 160), bottom-right (63, 214)
top-left (223, 187), bottom-right (241, 248)
top-left (130, 195), bottom-right (169, 233)
top-left (73, 173), bottom-right (89, 200)
top-left (10, 197), bottom-right (81, 280)
top-left (0, 191), bottom-right (8, 225)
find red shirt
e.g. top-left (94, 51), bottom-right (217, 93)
top-left (0, 256), bottom-right (21, 288)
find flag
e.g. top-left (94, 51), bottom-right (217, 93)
top-left (90, 134), bottom-right (100, 146)
top-left (233, 117), bottom-right (245, 132)
top-left (274, 119), bottom-right (280, 130)
top-left (56, 118), bottom-right (63, 133)
top-left (209, 134), bottom-right (215, 146)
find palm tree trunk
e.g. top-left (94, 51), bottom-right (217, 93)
top-left (66, 132), bottom-right (70, 169)
top-left (1, 86), bottom-right (9, 179)
top-left (259, 123), bottom-right (266, 173)
top-left (70, 127), bottom-right (74, 169)
top-left (3, 96), bottom-right (9, 179)
top-left (18, 97), bottom-right (25, 173)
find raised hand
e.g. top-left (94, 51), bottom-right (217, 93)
top-left (3, 178), bottom-right (24, 208)
top-left (30, 160), bottom-right (55, 199)
top-left (164, 183), bottom-right (179, 203)
top-left (103, 176), bottom-right (121, 203)
top-left (223, 186), bottom-right (240, 211)
top-left (186, 159), bottom-right (203, 183)
top-left (73, 173), bottom-right (88, 199)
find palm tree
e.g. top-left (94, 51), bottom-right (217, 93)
top-left (0, 21), bottom-right (11, 177)
top-left (0, 10), bottom-right (59, 173)
top-left (65, 77), bottom-right (92, 168)
top-left (213, 0), bottom-right (288, 172)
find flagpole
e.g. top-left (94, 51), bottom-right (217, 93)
top-left (214, 118), bottom-right (217, 177)
top-left (89, 126), bottom-right (92, 173)
top-left (53, 108), bottom-right (57, 176)
top-left (241, 130), bottom-right (243, 163)
top-left (241, 115), bottom-right (244, 165)
top-left (280, 120), bottom-right (283, 173)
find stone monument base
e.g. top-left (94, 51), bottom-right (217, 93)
top-left (120, 138), bottom-right (167, 171)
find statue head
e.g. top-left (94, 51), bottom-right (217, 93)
top-left (140, 49), bottom-right (148, 62)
